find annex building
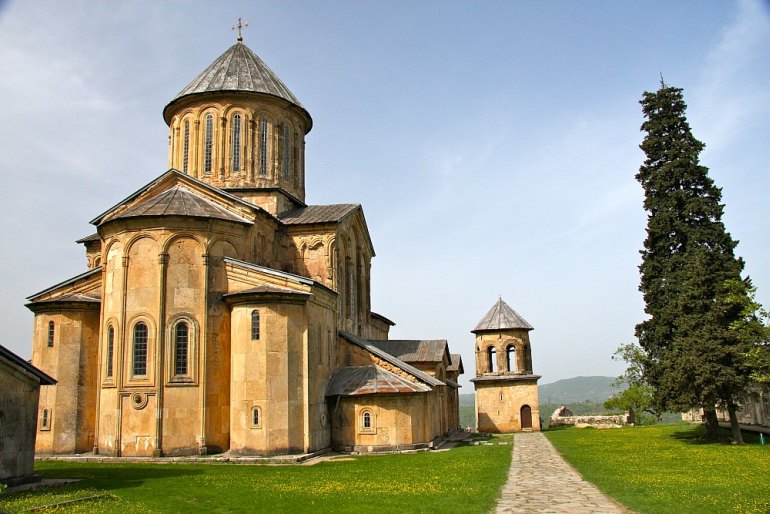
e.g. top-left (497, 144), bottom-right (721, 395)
top-left (26, 37), bottom-right (463, 457)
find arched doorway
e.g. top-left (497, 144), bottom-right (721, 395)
top-left (520, 405), bottom-right (532, 430)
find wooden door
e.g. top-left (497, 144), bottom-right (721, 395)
top-left (521, 405), bottom-right (532, 429)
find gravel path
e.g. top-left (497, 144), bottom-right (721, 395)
top-left (495, 432), bottom-right (630, 513)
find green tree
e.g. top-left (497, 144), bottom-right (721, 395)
top-left (605, 343), bottom-right (660, 424)
top-left (635, 82), bottom-right (758, 443)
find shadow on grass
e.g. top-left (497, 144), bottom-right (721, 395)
top-left (37, 463), bottom-right (203, 492)
top-left (669, 424), bottom-right (768, 445)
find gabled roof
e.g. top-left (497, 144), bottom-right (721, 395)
top-left (473, 298), bottom-right (533, 333)
top-left (367, 339), bottom-right (449, 364)
top-left (279, 204), bottom-right (360, 225)
top-left (448, 354), bottom-right (464, 374)
top-left (110, 185), bottom-right (251, 224)
top-left (26, 267), bottom-right (102, 302)
top-left (90, 169), bottom-right (265, 226)
top-left (0, 344), bottom-right (56, 385)
top-left (339, 331), bottom-right (444, 388)
top-left (370, 312), bottom-right (396, 327)
top-left (223, 257), bottom-right (338, 297)
top-left (164, 41), bottom-right (310, 125)
top-left (326, 365), bottom-right (431, 396)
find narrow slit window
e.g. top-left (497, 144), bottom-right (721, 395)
top-left (182, 120), bottom-right (190, 174)
top-left (47, 321), bottom-right (54, 347)
top-left (251, 310), bottom-right (260, 340)
top-left (251, 406), bottom-right (261, 427)
top-left (259, 117), bottom-right (268, 176)
top-left (40, 408), bottom-right (51, 430)
top-left (232, 114), bottom-right (241, 172)
top-left (133, 322), bottom-right (148, 376)
top-left (204, 114), bottom-right (213, 174)
top-left (282, 123), bottom-right (292, 180)
top-left (106, 326), bottom-right (115, 378)
top-left (175, 322), bottom-right (189, 376)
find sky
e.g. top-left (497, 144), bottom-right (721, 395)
top-left (0, 0), bottom-right (768, 389)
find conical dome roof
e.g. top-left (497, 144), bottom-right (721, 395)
top-left (472, 298), bottom-right (533, 333)
top-left (163, 41), bottom-right (308, 123)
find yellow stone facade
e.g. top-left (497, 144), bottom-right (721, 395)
top-left (26, 40), bottom-right (461, 456)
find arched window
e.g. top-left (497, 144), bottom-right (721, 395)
top-left (251, 310), bottom-right (260, 340)
top-left (361, 410), bottom-right (373, 431)
top-left (106, 325), bottom-right (115, 378)
top-left (506, 345), bottom-right (516, 373)
top-left (259, 117), bottom-right (268, 176)
top-left (133, 322), bottom-right (148, 376)
top-left (175, 322), bottom-right (189, 376)
top-left (487, 347), bottom-right (497, 373)
top-left (47, 321), bottom-right (55, 347)
top-left (182, 120), bottom-right (190, 174)
top-left (231, 114), bottom-right (242, 172)
top-left (40, 408), bottom-right (51, 430)
top-left (282, 122), bottom-right (292, 180)
top-left (204, 114), bottom-right (214, 174)
top-left (251, 406), bottom-right (261, 428)
top-left (298, 138), bottom-right (304, 185)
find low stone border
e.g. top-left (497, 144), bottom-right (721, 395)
top-left (35, 447), bottom-right (330, 465)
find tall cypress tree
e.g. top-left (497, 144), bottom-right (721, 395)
top-left (635, 82), bottom-right (754, 442)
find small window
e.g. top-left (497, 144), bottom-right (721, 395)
top-left (360, 410), bottom-right (375, 433)
top-left (232, 114), bottom-right (242, 172)
top-left (251, 310), bottom-right (260, 340)
top-left (40, 408), bottom-right (51, 431)
top-left (251, 406), bottom-right (262, 428)
top-left (47, 321), bottom-right (55, 347)
top-left (259, 117), bottom-right (268, 176)
top-left (182, 120), bottom-right (190, 174)
top-left (175, 322), bottom-right (189, 376)
top-left (106, 326), bottom-right (115, 378)
top-left (133, 322), bottom-right (148, 376)
top-left (282, 122), bottom-right (292, 180)
top-left (204, 114), bottom-right (214, 174)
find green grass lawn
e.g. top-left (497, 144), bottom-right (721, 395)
top-left (0, 437), bottom-right (512, 513)
top-left (545, 423), bottom-right (770, 514)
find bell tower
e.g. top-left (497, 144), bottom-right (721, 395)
top-left (162, 37), bottom-right (312, 216)
top-left (471, 298), bottom-right (541, 432)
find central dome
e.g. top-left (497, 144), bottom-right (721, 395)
top-left (163, 41), bottom-right (312, 214)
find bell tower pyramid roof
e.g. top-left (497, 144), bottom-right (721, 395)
top-left (163, 41), bottom-right (309, 125)
top-left (472, 298), bottom-right (533, 333)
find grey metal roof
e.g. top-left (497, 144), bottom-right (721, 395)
top-left (0, 344), bottom-right (56, 385)
top-left (473, 298), bottom-right (533, 333)
top-left (339, 331), bottom-right (445, 388)
top-left (28, 293), bottom-right (100, 305)
top-left (367, 340), bottom-right (448, 364)
top-left (171, 42), bottom-right (304, 109)
top-left (278, 204), bottom-right (360, 225)
top-left (326, 366), bottom-right (431, 396)
top-left (111, 185), bottom-right (251, 224)
top-left (76, 233), bottom-right (100, 244)
top-left (91, 169), bottom-right (267, 227)
top-left (370, 312), bottom-right (396, 326)
top-left (26, 267), bottom-right (102, 302)
top-left (448, 353), bottom-right (464, 373)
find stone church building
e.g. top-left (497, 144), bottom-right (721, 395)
top-left (26, 38), bottom-right (462, 457)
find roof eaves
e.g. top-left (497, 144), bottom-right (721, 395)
top-left (0, 344), bottom-right (56, 385)
top-left (339, 331), bottom-right (444, 387)
top-left (26, 267), bottom-right (102, 301)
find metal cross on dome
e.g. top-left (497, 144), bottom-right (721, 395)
top-left (233, 17), bottom-right (249, 42)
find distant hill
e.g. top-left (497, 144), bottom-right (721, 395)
top-left (538, 376), bottom-right (622, 405)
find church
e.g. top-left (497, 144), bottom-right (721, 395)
top-left (26, 35), bottom-right (463, 457)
